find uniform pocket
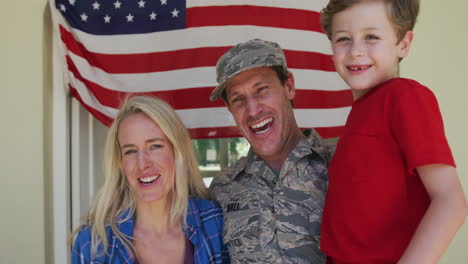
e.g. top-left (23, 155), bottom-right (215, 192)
top-left (222, 190), bottom-right (261, 261)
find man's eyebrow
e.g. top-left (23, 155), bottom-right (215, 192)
top-left (229, 81), bottom-right (267, 93)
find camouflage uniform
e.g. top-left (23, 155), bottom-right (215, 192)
top-left (210, 129), bottom-right (333, 264)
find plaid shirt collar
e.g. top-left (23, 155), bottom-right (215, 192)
top-left (112, 198), bottom-right (204, 253)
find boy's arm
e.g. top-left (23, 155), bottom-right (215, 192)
top-left (398, 164), bottom-right (467, 264)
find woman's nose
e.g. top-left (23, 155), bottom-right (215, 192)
top-left (137, 150), bottom-right (151, 170)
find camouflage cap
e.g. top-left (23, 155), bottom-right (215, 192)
top-left (210, 38), bottom-right (288, 101)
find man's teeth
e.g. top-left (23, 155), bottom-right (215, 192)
top-left (139, 175), bottom-right (159, 183)
top-left (251, 117), bottom-right (273, 129)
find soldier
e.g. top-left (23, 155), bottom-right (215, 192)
top-left (209, 38), bottom-right (334, 264)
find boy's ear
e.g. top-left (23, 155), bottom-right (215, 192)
top-left (397, 31), bottom-right (414, 59)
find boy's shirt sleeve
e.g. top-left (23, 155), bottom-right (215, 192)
top-left (386, 80), bottom-right (455, 175)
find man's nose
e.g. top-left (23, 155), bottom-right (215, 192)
top-left (246, 97), bottom-right (261, 117)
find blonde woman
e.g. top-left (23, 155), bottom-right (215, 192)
top-left (71, 96), bottom-right (229, 264)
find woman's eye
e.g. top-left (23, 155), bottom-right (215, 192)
top-left (123, 149), bottom-right (136, 155)
top-left (366, 35), bottom-right (379, 40)
top-left (150, 144), bottom-right (162, 150)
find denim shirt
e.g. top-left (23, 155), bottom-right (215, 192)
top-left (72, 198), bottom-right (230, 264)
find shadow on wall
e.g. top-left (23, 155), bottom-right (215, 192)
top-left (43, 2), bottom-right (59, 264)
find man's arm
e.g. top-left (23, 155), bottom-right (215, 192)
top-left (308, 128), bottom-right (336, 165)
top-left (208, 156), bottom-right (247, 201)
top-left (398, 164), bottom-right (467, 264)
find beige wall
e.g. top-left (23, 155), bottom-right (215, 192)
top-left (0, 0), bottom-right (50, 263)
top-left (400, 0), bottom-right (468, 263)
top-left (0, 0), bottom-right (465, 263)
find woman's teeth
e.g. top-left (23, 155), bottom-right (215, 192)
top-left (138, 175), bottom-right (159, 184)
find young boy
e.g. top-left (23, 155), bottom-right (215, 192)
top-left (319, 0), bottom-right (467, 263)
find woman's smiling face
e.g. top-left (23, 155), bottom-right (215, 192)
top-left (118, 112), bottom-right (175, 205)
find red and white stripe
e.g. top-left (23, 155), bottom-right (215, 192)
top-left (52, 0), bottom-right (351, 138)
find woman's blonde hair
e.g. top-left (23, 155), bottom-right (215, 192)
top-left (71, 96), bottom-right (208, 258)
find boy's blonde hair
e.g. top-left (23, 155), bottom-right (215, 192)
top-left (71, 96), bottom-right (208, 259)
top-left (321, 0), bottom-right (420, 42)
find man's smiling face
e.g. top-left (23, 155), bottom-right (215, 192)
top-left (226, 66), bottom-right (298, 166)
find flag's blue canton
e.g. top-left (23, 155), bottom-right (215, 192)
top-left (56, 0), bottom-right (186, 35)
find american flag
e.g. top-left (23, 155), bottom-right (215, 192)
top-left (50, 0), bottom-right (352, 139)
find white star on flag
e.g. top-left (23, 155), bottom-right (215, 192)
top-left (171, 8), bottom-right (179, 18)
top-left (80, 13), bottom-right (88, 22)
top-left (50, 0), bottom-right (353, 139)
top-left (69, 0), bottom-right (76, 6)
top-left (104, 15), bottom-right (111, 23)
top-left (92, 2), bottom-right (100, 10)
top-left (138, 0), bottom-right (145, 8)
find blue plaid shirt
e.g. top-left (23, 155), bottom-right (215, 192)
top-left (72, 197), bottom-right (230, 264)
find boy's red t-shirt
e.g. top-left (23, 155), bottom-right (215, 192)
top-left (321, 78), bottom-right (455, 263)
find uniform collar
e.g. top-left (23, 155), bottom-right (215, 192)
top-left (233, 129), bottom-right (329, 180)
